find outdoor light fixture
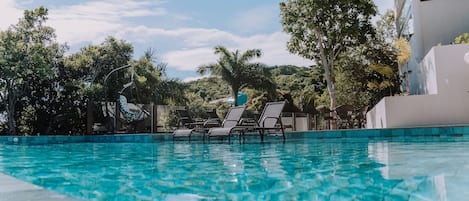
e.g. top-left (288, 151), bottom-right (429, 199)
top-left (464, 51), bottom-right (469, 64)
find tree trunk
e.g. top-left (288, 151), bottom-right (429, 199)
top-left (6, 85), bottom-right (17, 135)
top-left (328, 83), bottom-right (337, 130)
top-left (314, 28), bottom-right (337, 129)
top-left (323, 65), bottom-right (337, 130)
top-left (318, 61), bottom-right (338, 129)
top-left (232, 87), bottom-right (239, 106)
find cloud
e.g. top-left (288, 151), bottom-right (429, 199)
top-left (182, 75), bottom-right (211, 83)
top-left (43, 0), bottom-right (167, 45)
top-left (1, 0), bottom-right (168, 44)
top-left (121, 27), bottom-right (239, 47)
top-left (155, 29), bottom-right (311, 71)
top-left (0, 0), bottom-right (23, 30)
top-left (375, 0), bottom-right (394, 15)
top-left (231, 5), bottom-right (279, 33)
top-left (164, 47), bottom-right (217, 71)
top-left (236, 32), bottom-right (311, 67)
top-left (1, 0), bottom-right (312, 79)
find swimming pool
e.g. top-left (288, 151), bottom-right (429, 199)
top-left (0, 135), bottom-right (468, 200)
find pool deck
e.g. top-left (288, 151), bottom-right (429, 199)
top-left (0, 173), bottom-right (79, 201)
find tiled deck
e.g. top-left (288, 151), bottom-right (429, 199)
top-left (0, 173), bottom-right (78, 201)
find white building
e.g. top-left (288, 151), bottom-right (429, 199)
top-left (367, 0), bottom-right (469, 128)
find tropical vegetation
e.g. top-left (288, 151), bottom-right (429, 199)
top-left (197, 46), bottom-right (276, 106)
top-left (279, 0), bottom-right (378, 128)
top-left (0, 2), bottom-right (408, 135)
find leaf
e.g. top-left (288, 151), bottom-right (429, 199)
top-left (394, 38), bottom-right (411, 66)
top-left (367, 82), bottom-right (379, 90)
top-left (369, 64), bottom-right (394, 78)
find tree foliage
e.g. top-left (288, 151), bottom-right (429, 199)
top-left (454, 33), bottom-right (469, 44)
top-left (0, 7), bottom-right (66, 135)
top-left (322, 10), bottom-right (402, 110)
top-left (198, 45), bottom-right (276, 106)
top-left (280, 0), bottom-right (377, 128)
top-left (189, 65), bottom-right (325, 113)
top-left (65, 37), bottom-right (133, 102)
top-left (0, 7), bottom-right (187, 135)
top-left (130, 49), bottom-right (187, 106)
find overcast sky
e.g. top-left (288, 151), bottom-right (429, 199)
top-left (1, 0), bottom-right (394, 81)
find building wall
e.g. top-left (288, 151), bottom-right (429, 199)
top-left (409, 44), bottom-right (469, 95)
top-left (368, 0), bottom-right (469, 128)
top-left (410, 0), bottom-right (469, 62)
top-left (367, 44), bottom-right (469, 128)
top-left (367, 93), bottom-right (469, 128)
top-left (407, 0), bottom-right (469, 95)
top-left (409, 46), bottom-right (437, 95)
top-left (433, 45), bottom-right (469, 95)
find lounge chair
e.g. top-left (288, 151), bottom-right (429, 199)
top-left (209, 101), bottom-right (287, 142)
top-left (118, 95), bottom-right (149, 121)
top-left (175, 108), bottom-right (200, 129)
top-left (335, 104), bottom-right (355, 129)
top-left (205, 108), bottom-right (221, 127)
top-left (173, 106), bottom-right (245, 141)
top-left (316, 105), bottom-right (335, 130)
top-left (251, 101), bottom-right (286, 141)
top-left (354, 106), bottom-right (368, 128)
top-left (205, 105), bottom-right (248, 142)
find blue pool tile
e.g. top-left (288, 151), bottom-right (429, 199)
top-left (380, 129), bottom-right (392, 137)
top-left (431, 128), bottom-right (439, 135)
top-left (366, 130), bottom-right (380, 138)
top-left (463, 127), bottom-right (469, 134)
top-left (453, 127), bottom-right (463, 134)
top-left (2, 125), bottom-right (469, 145)
top-left (349, 130), bottom-right (363, 137)
top-left (391, 129), bottom-right (405, 137)
top-left (410, 128), bottom-right (426, 136)
top-left (438, 127), bottom-right (453, 135)
top-left (325, 131), bottom-right (341, 138)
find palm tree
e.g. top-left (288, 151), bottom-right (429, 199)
top-left (198, 45), bottom-right (275, 106)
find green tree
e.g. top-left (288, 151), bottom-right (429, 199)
top-left (24, 61), bottom-right (88, 135)
top-left (454, 33), bottom-right (469, 44)
top-left (325, 11), bottom-right (401, 110)
top-left (198, 45), bottom-right (275, 106)
top-left (187, 77), bottom-right (230, 103)
top-left (131, 48), bottom-right (187, 105)
top-left (66, 37), bottom-right (133, 102)
top-left (368, 11), bottom-right (401, 103)
top-left (333, 46), bottom-right (372, 108)
top-left (67, 41), bottom-right (186, 131)
top-left (280, 0), bottom-right (377, 128)
top-left (64, 37), bottom-right (133, 131)
top-left (0, 7), bottom-right (65, 135)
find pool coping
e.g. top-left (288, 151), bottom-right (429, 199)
top-left (0, 173), bottom-right (79, 201)
top-left (0, 124), bottom-right (468, 144)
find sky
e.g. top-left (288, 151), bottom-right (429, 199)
top-left (0, 0), bottom-right (394, 82)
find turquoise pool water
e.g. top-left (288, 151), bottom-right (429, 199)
top-left (0, 137), bottom-right (468, 200)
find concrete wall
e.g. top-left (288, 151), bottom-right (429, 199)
top-left (409, 44), bottom-right (469, 95)
top-left (407, 0), bottom-right (469, 95)
top-left (410, 0), bottom-right (469, 62)
top-left (409, 46), bottom-right (437, 95)
top-left (368, 44), bottom-right (469, 128)
top-left (367, 93), bottom-right (469, 128)
top-left (433, 45), bottom-right (469, 95)
top-left (281, 113), bottom-right (310, 131)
